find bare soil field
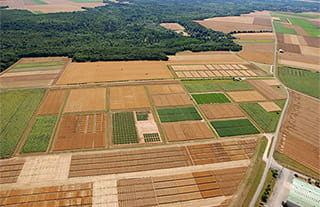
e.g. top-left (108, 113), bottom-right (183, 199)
top-left (277, 91), bottom-right (320, 173)
top-left (110, 86), bottom-right (150, 110)
top-left (258, 102), bottom-right (281, 112)
top-left (262, 79), bottom-right (281, 86)
top-left (56, 61), bottom-right (172, 84)
top-left (279, 52), bottom-right (320, 71)
top-left (0, 183), bottom-right (93, 206)
top-left (160, 23), bottom-right (189, 36)
top-left (239, 42), bottom-right (274, 64)
top-left (0, 159), bottom-right (25, 184)
top-left (38, 90), bottom-right (67, 115)
top-left (200, 104), bottom-right (246, 120)
top-left (283, 34), bottom-right (300, 45)
top-left (247, 80), bottom-right (287, 100)
top-left (162, 121), bottom-right (215, 142)
top-left (117, 167), bottom-right (247, 206)
top-left (0, 73), bottom-right (58, 82)
top-left (2, 69), bottom-right (61, 77)
top-left (0, 0), bottom-right (106, 13)
top-left (0, 79), bottom-right (53, 89)
top-left (152, 93), bottom-right (193, 107)
top-left (278, 43), bottom-right (302, 54)
top-left (171, 65), bottom-right (209, 71)
top-left (148, 84), bottom-right (185, 95)
top-left (227, 91), bottom-right (266, 102)
top-left (64, 88), bottom-right (106, 113)
top-left (234, 32), bottom-right (274, 40)
top-left (53, 113), bottom-right (105, 151)
top-left (134, 111), bottom-right (160, 142)
top-left (303, 36), bottom-right (320, 47)
top-left (300, 46), bottom-right (320, 56)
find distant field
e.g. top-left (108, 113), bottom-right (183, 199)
top-left (236, 40), bottom-right (274, 43)
top-left (273, 22), bottom-right (297, 34)
top-left (211, 119), bottom-right (259, 137)
top-left (240, 103), bottom-right (281, 132)
top-left (14, 61), bottom-right (64, 69)
top-left (32, 0), bottom-right (48, 5)
top-left (217, 81), bottom-right (253, 91)
top-left (157, 107), bottom-right (202, 122)
top-left (276, 12), bottom-right (320, 19)
top-left (192, 93), bottom-right (230, 104)
top-left (278, 66), bottom-right (320, 98)
top-left (183, 80), bottom-right (219, 92)
top-left (0, 89), bottom-right (44, 158)
top-left (70, 0), bottom-right (102, 2)
top-left (22, 115), bottom-right (57, 153)
top-left (112, 112), bottom-right (138, 144)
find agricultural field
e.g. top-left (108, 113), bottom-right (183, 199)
top-left (227, 90), bottom-right (266, 102)
top-left (240, 103), bottom-right (281, 132)
top-left (37, 90), bottom-right (67, 115)
top-left (0, 88), bottom-right (44, 158)
top-left (183, 80), bottom-right (219, 92)
top-left (112, 112), bottom-right (138, 144)
top-left (22, 115), bottom-right (57, 153)
top-left (157, 107), bottom-right (202, 122)
top-left (211, 119), bottom-right (260, 137)
top-left (192, 93), bottom-right (230, 104)
top-left (152, 93), bottom-right (193, 107)
top-left (199, 104), bottom-right (246, 120)
top-left (247, 80), bottom-right (286, 100)
top-left (217, 80), bottom-right (253, 91)
top-left (147, 84), bottom-right (185, 95)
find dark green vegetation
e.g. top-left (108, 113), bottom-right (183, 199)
top-left (22, 115), bottom-right (57, 153)
top-left (136, 111), bottom-right (149, 121)
top-left (234, 137), bottom-right (267, 207)
top-left (183, 80), bottom-right (219, 92)
top-left (1, 0), bottom-right (318, 71)
top-left (240, 103), bottom-right (281, 132)
top-left (192, 93), bottom-right (230, 104)
top-left (0, 89), bottom-right (44, 158)
top-left (217, 80), bottom-right (253, 91)
top-left (273, 22), bottom-right (297, 34)
top-left (112, 112), bottom-right (138, 144)
top-left (278, 66), bottom-right (320, 98)
top-left (255, 169), bottom-right (278, 206)
top-left (144, 133), bottom-right (161, 142)
top-left (157, 107), bottom-right (202, 122)
top-left (211, 119), bottom-right (259, 137)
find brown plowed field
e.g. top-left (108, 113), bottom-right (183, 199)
top-left (0, 74), bottom-right (58, 82)
top-left (53, 113), bottom-right (105, 151)
top-left (0, 80), bottom-right (53, 89)
top-left (278, 43), bottom-right (302, 54)
top-left (300, 46), bottom-right (320, 56)
top-left (227, 91), bottom-right (266, 102)
top-left (279, 52), bottom-right (320, 71)
top-left (56, 61), bottom-right (172, 84)
top-left (234, 32), bottom-right (274, 40)
top-left (276, 33), bottom-right (285, 43)
top-left (68, 139), bottom-right (256, 178)
top-left (171, 65), bottom-right (208, 71)
top-left (283, 34), bottom-right (300, 45)
top-left (0, 159), bottom-right (25, 184)
top-left (247, 80), bottom-right (286, 100)
top-left (152, 93), bottom-right (193, 107)
top-left (303, 36), bottom-right (320, 47)
top-left (117, 167), bottom-right (247, 207)
top-left (239, 42), bottom-right (274, 64)
top-left (64, 88), bottom-right (106, 113)
top-left (2, 69), bottom-right (61, 77)
top-left (253, 17), bottom-right (272, 26)
top-left (162, 121), bottom-right (215, 142)
top-left (262, 79), bottom-right (281, 86)
top-left (200, 104), bottom-right (246, 120)
top-left (38, 90), bottom-right (67, 115)
top-left (0, 183), bottom-right (93, 206)
top-left (110, 86), bottom-right (150, 110)
top-left (148, 84), bottom-right (185, 95)
top-left (277, 91), bottom-right (320, 173)
top-left (258, 102), bottom-right (281, 112)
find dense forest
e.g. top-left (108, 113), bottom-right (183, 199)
top-left (0, 0), bottom-right (318, 71)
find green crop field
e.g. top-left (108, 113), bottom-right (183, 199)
top-left (192, 93), bottom-right (230, 104)
top-left (211, 119), bottom-right (259, 137)
top-left (144, 133), bottom-right (161, 142)
top-left (32, 0), bottom-right (47, 5)
top-left (275, 12), bottom-right (320, 19)
top-left (112, 112), bottom-right (138, 144)
top-left (157, 107), bottom-right (202, 122)
top-left (22, 115), bottom-right (57, 153)
top-left (136, 111), bottom-right (148, 121)
top-left (240, 103), bottom-right (281, 132)
top-left (217, 80), bottom-right (253, 91)
top-left (183, 80), bottom-right (220, 92)
top-left (273, 22), bottom-right (297, 34)
top-left (0, 88), bottom-right (44, 158)
top-left (278, 66), bottom-right (320, 98)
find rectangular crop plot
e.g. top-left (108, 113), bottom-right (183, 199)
top-left (148, 84), bottom-right (185, 94)
top-left (258, 102), bottom-right (281, 112)
top-left (112, 112), bottom-right (138, 144)
top-left (157, 107), bottom-right (202, 122)
top-left (227, 91), bottom-right (266, 102)
top-left (53, 113), bottom-right (105, 151)
top-left (200, 104), bottom-right (246, 120)
top-left (110, 86), bottom-right (150, 110)
top-left (144, 133), bottom-right (161, 142)
top-left (64, 88), bottom-right (106, 113)
top-left (183, 81), bottom-right (219, 92)
top-left (211, 119), bottom-right (259, 137)
top-left (152, 94), bottom-right (193, 107)
top-left (38, 90), bottom-right (67, 115)
top-left (163, 121), bottom-right (215, 142)
top-left (192, 93), bottom-right (230, 104)
top-left (22, 115), bottom-right (57, 153)
top-left (217, 80), bottom-right (253, 91)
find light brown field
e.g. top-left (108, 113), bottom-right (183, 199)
top-left (38, 90), bottom-right (67, 115)
top-left (162, 121), bottom-right (215, 142)
top-left (0, 159), bottom-right (25, 184)
top-left (64, 88), bottom-right (106, 113)
top-left (171, 65), bottom-right (208, 71)
top-left (227, 91), bottom-right (266, 102)
top-left (258, 102), bottom-right (281, 112)
top-left (110, 86), bottom-right (150, 110)
top-left (18, 57), bottom-right (69, 64)
top-left (279, 52), bottom-right (320, 71)
top-left (1, 69), bottom-right (61, 77)
top-left (0, 79), bottom-right (53, 89)
top-left (0, 0), bottom-right (106, 13)
top-left (262, 79), bottom-right (281, 86)
top-left (152, 93), bottom-right (193, 107)
top-left (234, 32), bottom-right (274, 40)
top-left (160, 23), bottom-right (189, 36)
top-left (239, 42), bottom-right (274, 64)
top-left (56, 61), bottom-right (172, 84)
top-left (283, 34), bottom-right (300, 45)
top-left (300, 46), bottom-right (320, 56)
top-left (277, 91), bottom-right (320, 173)
top-left (200, 104), bottom-right (246, 120)
top-left (247, 80), bottom-right (287, 100)
top-left (148, 84), bottom-right (185, 95)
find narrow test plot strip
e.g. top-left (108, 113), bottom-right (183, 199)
top-left (211, 119), bottom-right (260, 137)
top-left (0, 159), bottom-right (25, 184)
